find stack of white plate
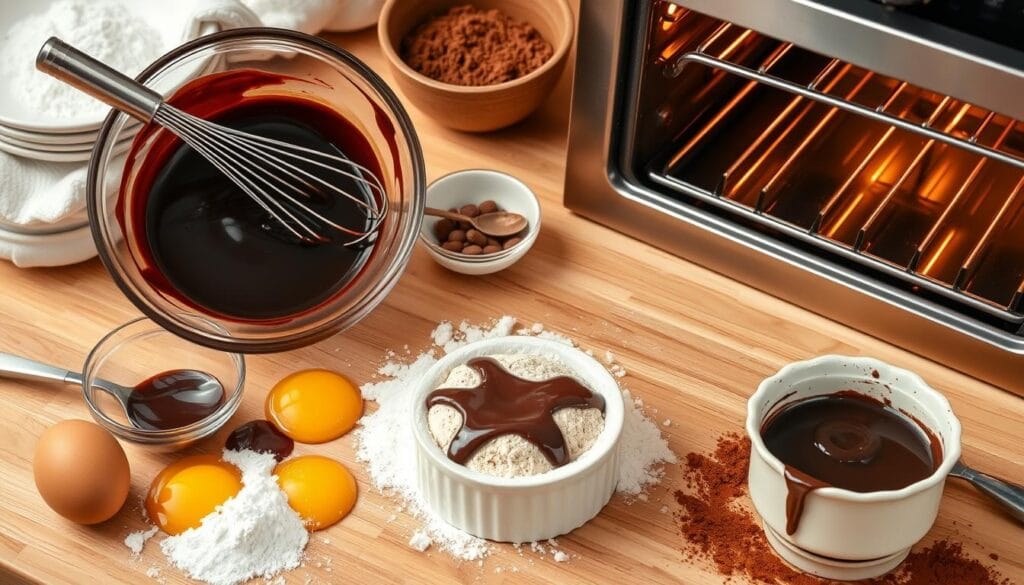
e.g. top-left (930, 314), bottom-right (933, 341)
top-left (0, 112), bottom-right (141, 163)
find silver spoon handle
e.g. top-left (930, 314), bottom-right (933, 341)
top-left (956, 465), bottom-right (1024, 524)
top-left (35, 37), bottom-right (163, 122)
top-left (0, 352), bottom-right (81, 386)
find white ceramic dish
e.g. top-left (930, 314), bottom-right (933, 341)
top-left (0, 133), bottom-right (133, 163)
top-left (412, 336), bottom-right (624, 542)
top-left (0, 221), bottom-right (96, 267)
top-left (746, 355), bottom-right (962, 580)
top-left (0, 131), bottom-right (132, 152)
top-left (0, 120), bottom-right (142, 145)
top-left (0, 1), bottom-right (216, 133)
top-left (418, 169), bottom-right (541, 275)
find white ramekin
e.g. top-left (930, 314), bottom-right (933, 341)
top-left (411, 336), bottom-right (624, 542)
top-left (746, 355), bottom-right (962, 580)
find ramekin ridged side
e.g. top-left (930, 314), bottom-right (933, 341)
top-left (411, 336), bottom-right (624, 543)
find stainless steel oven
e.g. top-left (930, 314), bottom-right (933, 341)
top-left (565, 0), bottom-right (1024, 396)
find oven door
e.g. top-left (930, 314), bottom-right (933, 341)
top-left (564, 0), bottom-right (1024, 395)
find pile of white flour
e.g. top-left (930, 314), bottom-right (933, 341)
top-left (0, 0), bottom-right (164, 120)
top-left (355, 317), bottom-right (676, 561)
top-left (127, 449), bottom-right (309, 585)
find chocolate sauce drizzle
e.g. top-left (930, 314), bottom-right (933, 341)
top-left (426, 358), bottom-right (605, 467)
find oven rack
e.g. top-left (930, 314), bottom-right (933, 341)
top-left (650, 24), bottom-right (1024, 322)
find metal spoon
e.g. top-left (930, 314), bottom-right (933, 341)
top-left (425, 207), bottom-right (528, 238)
top-left (949, 460), bottom-right (1024, 524)
top-left (0, 352), bottom-right (224, 430)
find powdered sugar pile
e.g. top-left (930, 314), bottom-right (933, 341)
top-left (0, 0), bottom-right (164, 120)
top-left (124, 526), bottom-right (158, 557)
top-left (616, 389), bottom-right (676, 495)
top-left (158, 450), bottom-right (308, 585)
top-left (355, 317), bottom-right (676, 561)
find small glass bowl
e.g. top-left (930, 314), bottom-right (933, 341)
top-left (81, 317), bottom-right (245, 449)
top-left (87, 28), bottom-right (425, 353)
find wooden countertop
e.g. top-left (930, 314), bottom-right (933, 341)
top-left (1, 25), bottom-right (1021, 585)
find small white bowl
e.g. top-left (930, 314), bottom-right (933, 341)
top-left (419, 169), bottom-right (541, 275)
top-left (411, 336), bottom-right (624, 542)
top-left (746, 355), bottom-right (962, 580)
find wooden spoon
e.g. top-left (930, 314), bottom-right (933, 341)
top-left (425, 207), bottom-right (528, 238)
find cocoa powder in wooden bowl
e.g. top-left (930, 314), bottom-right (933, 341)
top-left (400, 5), bottom-right (554, 86)
top-left (378, 0), bottom-right (573, 132)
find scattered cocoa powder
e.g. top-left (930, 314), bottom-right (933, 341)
top-left (400, 4), bottom-right (554, 86)
top-left (675, 434), bottom-right (823, 585)
top-left (879, 541), bottom-right (1012, 585)
top-left (675, 434), bottom-right (1011, 585)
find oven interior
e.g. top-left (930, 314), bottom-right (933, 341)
top-left (621, 2), bottom-right (1024, 339)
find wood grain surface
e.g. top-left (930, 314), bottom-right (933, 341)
top-left (0, 22), bottom-right (1021, 585)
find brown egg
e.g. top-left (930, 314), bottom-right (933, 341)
top-left (33, 420), bottom-right (131, 524)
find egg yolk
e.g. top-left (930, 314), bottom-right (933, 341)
top-left (265, 369), bottom-right (362, 443)
top-left (274, 455), bottom-right (357, 531)
top-left (146, 454), bottom-right (242, 535)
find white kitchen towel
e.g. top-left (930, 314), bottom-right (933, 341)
top-left (0, 0), bottom-right (383, 268)
top-left (245, 0), bottom-right (384, 33)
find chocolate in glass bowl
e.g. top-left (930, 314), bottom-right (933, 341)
top-left (87, 29), bottom-right (425, 353)
top-left (120, 70), bottom-right (381, 321)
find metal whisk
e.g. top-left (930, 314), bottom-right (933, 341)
top-left (36, 38), bottom-right (387, 246)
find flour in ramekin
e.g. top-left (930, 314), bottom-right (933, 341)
top-left (427, 353), bottom-right (606, 478)
top-left (354, 317), bottom-right (676, 562)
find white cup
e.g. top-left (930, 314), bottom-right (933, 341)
top-left (746, 355), bottom-right (962, 580)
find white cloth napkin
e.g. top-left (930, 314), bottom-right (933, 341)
top-left (0, 0), bottom-right (384, 268)
top-left (248, 0), bottom-right (384, 33)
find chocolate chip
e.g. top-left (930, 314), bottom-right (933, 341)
top-left (502, 237), bottom-right (522, 250)
top-left (466, 229), bottom-right (487, 246)
top-left (434, 219), bottom-right (456, 241)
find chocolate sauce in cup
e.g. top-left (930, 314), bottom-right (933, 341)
top-left (760, 391), bottom-right (941, 535)
top-left (745, 355), bottom-right (962, 581)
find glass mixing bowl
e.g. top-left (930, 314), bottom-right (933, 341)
top-left (87, 28), bottom-right (425, 352)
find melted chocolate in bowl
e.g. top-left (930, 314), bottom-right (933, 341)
top-left (760, 392), bottom-right (941, 535)
top-left (120, 70), bottom-right (386, 321)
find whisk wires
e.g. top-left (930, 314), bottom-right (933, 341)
top-left (154, 104), bottom-right (388, 246)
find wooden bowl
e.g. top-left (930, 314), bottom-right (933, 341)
top-left (378, 0), bottom-right (574, 132)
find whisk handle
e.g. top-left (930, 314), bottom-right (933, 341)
top-left (36, 37), bottom-right (163, 122)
